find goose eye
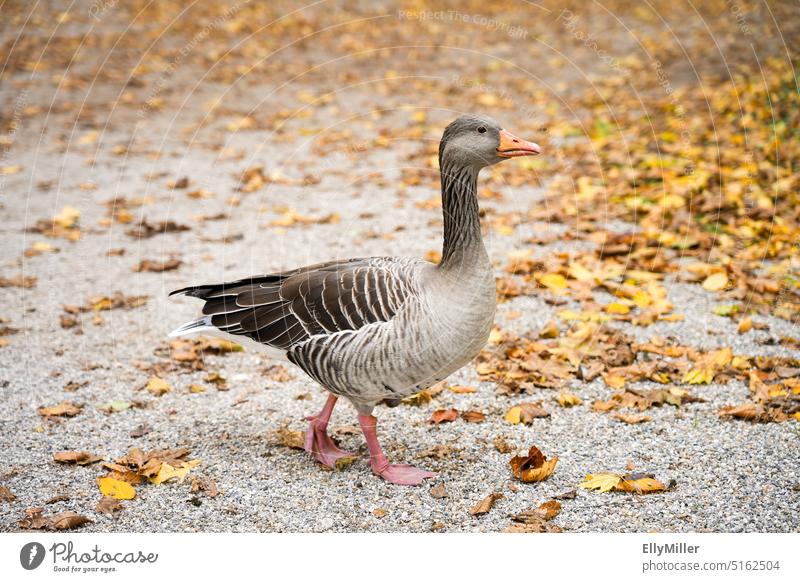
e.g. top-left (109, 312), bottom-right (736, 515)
top-left (477, 126), bottom-right (487, 134)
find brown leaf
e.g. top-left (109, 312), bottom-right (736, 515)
top-left (274, 426), bottom-right (305, 450)
top-left (430, 483), bottom-right (448, 499)
top-left (503, 521), bottom-right (563, 533)
top-left (133, 258), bottom-right (182, 272)
top-left (0, 486), bottom-right (16, 502)
top-left (96, 496), bottom-right (124, 516)
top-left (461, 410), bottom-right (486, 423)
top-left (430, 408), bottom-right (458, 424)
top-left (509, 446), bottom-right (558, 483)
top-left (418, 444), bottom-right (456, 459)
top-left (126, 219), bottom-right (190, 239)
top-left (49, 511), bottom-right (92, 530)
top-left (20, 508), bottom-right (91, 530)
top-left (0, 276), bottom-right (37, 288)
top-left (612, 413), bottom-right (652, 424)
top-left (470, 492), bottom-right (503, 516)
top-left (190, 476), bottom-right (219, 498)
top-left (53, 451), bottom-right (103, 465)
top-left (512, 499), bottom-right (562, 523)
top-left (38, 401), bottom-right (83, 417)
top-left (505, 402), bottom-right (550, 424)
top-left (493, 435), bottom-right (512, 453)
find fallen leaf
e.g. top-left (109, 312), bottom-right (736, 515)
top-left (448, 384), bottom-right (477, 394)
top-left (612, 413), bottom-right (652, 424)
top-left (146, 376), bottom-right (171, 396)
top-left (738, 317), bottom-right (753, 333)
top-left (461, 410), bottom-right (486, 423)
top-left (430, 408), bottom-right (458, 424)
top-left (503, 521), bottom-right (563, 533)
top-left (38, 401), bottom-right (82, 417)
top-left (470, 492), bottom-right (503, 516)
top-left (493, 435), bottom-right (512, 453)
top-left (149, 460), bottom-right (201, 485)
top-left (133, 258), bottom-right (182, 272)
top-left (702, 272), bottom-right (728, 291)
top-left (0, 486), bottom-right (16, 502)
top-left (97, 476), bottom-right (136, 500)
top-left (556, 390), bottom-right (582, 407)
top-left (512, 499), bottom-right (562, 523)
top-left (580, 471), bottom-right (668, 494)
top-left (430, 483), bottom-right (448, 498)
top-left (274, 426), bottom-right (305, 449)
top-left (505, 402), bottom-right (549, 424)
top-left (54, 451), bottom-right (103, 465)
top-left (96, 496), bottom-right (124, 516)
top-left (20, 508), bottom-right (91, 530)
top-left (579, 472), bottom-right (622, 493)
top-left (509, 446), bottom-right (558, 483)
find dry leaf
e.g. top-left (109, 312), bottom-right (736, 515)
top-left (146, 376), bottom-right (171, 396)
top-left (612, 413), bottom-right (652, 424)
top-left (556, 390), bottom-right (582, 407)
top-left (430, 408), bottom-right (458, 424)
top-left (430, 483), bottom-right (448, 499)
top-left (470, 492), bottom-right (504, 516)
top-left (134, 258), bottom-right (182, 272)
top-left (509, 446), bottom-right (558, 483)
top-left (461, 410), bottom-right (486, 423)
top-left (0, 486), bottom-right (16, 502)
top-left (96, 496), bottom-right (124, 516)
top-left (493, 435), bottom-right (512, 453)
top-left (38, 401), bottom-right (82, 417)
top-left (275, 426), bottom-right (306, 450)
top-left (54, 451), bottom-right (103, 465)
top-left (97, 476), bottom-right (136, 500)
top-left (505, 402), bottom-right (549, 424)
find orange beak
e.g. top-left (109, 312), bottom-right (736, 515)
top-left (496, 129), bottom-right (541, 157)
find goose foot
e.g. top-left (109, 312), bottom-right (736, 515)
top-left (305, 394), bottom-right (356, 469)
top-left (357, 413), bottom-right (436, 486)
top-left (371, 462), bottom-right (436, 486)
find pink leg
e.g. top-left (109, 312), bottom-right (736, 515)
top-left (305, 394), bottom-right (356, 469)
top-left (358, 414), bottom-right (436, 486)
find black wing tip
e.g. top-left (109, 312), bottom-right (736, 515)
top-left (169, 285), bottom-right (213, 299)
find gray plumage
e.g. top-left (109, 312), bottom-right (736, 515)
top-left (170, 114), bottom-right (532, 414)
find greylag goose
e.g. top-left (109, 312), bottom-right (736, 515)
top-left (169, 115), bottom-right (541, 485)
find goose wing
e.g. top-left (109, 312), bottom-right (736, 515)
top-left (170, 257), bottom-right (423, 350)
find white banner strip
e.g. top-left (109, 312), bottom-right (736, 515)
top-left (1, 533), bottom-right (797, 580)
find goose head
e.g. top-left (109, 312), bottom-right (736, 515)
top-left (438, 114), bottom-right (541, 170)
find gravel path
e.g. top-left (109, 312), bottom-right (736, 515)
top-left (1, 1), bottom-right (798, 533)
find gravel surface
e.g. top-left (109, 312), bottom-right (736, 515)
top-left (1, 1), bottom-right (799, 533)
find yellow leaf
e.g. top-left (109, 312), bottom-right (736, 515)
top-left (149, 460), bottom-right (201, 485)
top-left (97, 477), bottom-right (136, 500)
top-left (54, 206), bottom-right (80, 229)
top-left (0, 165), bottom-right (22, 175)
top-left (737, 317), bottom-right (752, 333)
top-left (146, 376), bottom-right (171, 396)
top-left (557, 390), bottom-right (582, 407)
top-left (539, 273), bottom-right (567, 290)
top-left (617, 476), bottom-right (667, 494)
top-left (505, 406), bottom-right (522, 424)
top-left (702, 272), bottom-right (728, 291)
top-left (449, 385), bottom-right (477, 394)
top-left (605, 302), bottom-right (630, 314)
top-left (579, 473), bottom-right (621, 493)
top-left (603, 373), bottom-right (627, 389)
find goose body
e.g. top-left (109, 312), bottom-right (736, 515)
top-left (170, 114), bottom-right (541, 484)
